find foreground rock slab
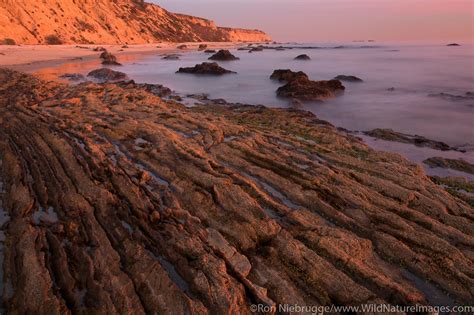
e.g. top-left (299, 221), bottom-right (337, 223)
top-left (0, 69), bottom-right (472, 313)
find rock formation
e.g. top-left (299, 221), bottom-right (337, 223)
top-left (365, 129), bottom-right (461, 151)
top-left (0, 0), bottom-right (270, 44)
top-left (333, 75), bottom-right (363, 82)
top-left (87, 68), bottom-right (128, 82)
top-left (177, 62), bottom-right (236, 75)
top-left (0, 69), bottom-right (472, 313)
top-left (208, 50), bottom-right (240, 61)
top-left (276, 77), bottom-right (345, 102)
top-left (424, 157), bottom-right (474, 175)
top-left (270, 69), bottom-right (309, 82)
top-left (100, 51), bottom-right (122, 66)
top-left (294, 54), bottom-right (311, 60)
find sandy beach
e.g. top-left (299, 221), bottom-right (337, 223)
top-left (0, 42), bottom-right (245, 70)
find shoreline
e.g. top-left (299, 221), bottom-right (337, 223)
top-left (0, 42), bottom-right (248, 71)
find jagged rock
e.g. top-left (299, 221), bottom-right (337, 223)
top-left (177, 62), bottom-right (236, 75)
top-left (277, 76), bottom-right (345, 101)
top-left (59, 73), bottom-right (85, 81)
top-left (100, 51), bottom-right (122, 65)
top-left (208, 50), bottom-right (239, 61)
top-left (270, 69), bottom-right (308, 82)
top-left (364, 128), bottom-right (460, 151)
top-left (87, 68), bottom-right (128, 82)
top-left (333, 75), bottom-right (363, 82)
top-left (294, 54), bottom-right (310, 60)
top-left (424, 157), bottom-right (474, 175)
top-left (0, 69), bottom-right (473, 313)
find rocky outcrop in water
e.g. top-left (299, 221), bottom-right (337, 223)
top-left (270, 69), bottom-right (309, 82)
top-left (0, 69), bottom-right (472, 313)
top-left (208, 50), bottom-right (239, 61)
top-left (294, 54), bottom-right (310, 60)
top-left (424, 157), bottom-right (474, 175)
top-left (276, 77), bottom-right (345, 101)
top-left (447, 43), bottom-right (461, 46)
top-left (100, 51), bottom-right (121, 66)
top-left (0, 0), bottom-right (270, 44)
top-left (364, 129), bottom-right (461, 151)
top-left (333, 75), bottom-right (363, 82)
top-left (87, 68), bottom-right (128, 82)
top-left (177, 62), bottom-right (236, 75)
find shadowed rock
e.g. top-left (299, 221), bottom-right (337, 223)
top-left (249, 47), bottom-right (263, 53)
top-left (87, 68), bottom-right (128, 82)
top-left (447, 43), bottom-right (461, 46)
top-left (100, 51), bottom-right (121, 65)
top-left (177, 62), bottom-right (236, 75)
top-left (294, 54), bottom-right (310, 60)
top-left (177, 44), bottom-right (188, 49)
top-left (365, 128), bottom-right (461, 151)
top-left (270, 69), bottom-right (308, 82)
top-left (204, 49), bottom-right (216, 53)
top-left (0, 69), bottom-right (473, 313)
top-left (208, 49), bottom-right (239, 61)
top-left (424, 157), bottom-right (474, 175)
top-left (198, 44), bottom-right (208, 50)
top-left (334, 75), bottom-right (363, 82)
top-left (277, 77), bottom-right (345, 101)
top-left (162, 54), bottom-right (181, 60)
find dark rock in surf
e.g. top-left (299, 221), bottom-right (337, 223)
top-left (294, 54), bottom-right (310, 60)
top-left (270, 69), bottom-right (309, 82)
top-left (276, 77), bottom-right (345, 101)
top-left (364, 128), bottom-right (461, 151)
top-left (447, 43), bottom-right (461, 46)
top-left (177, 62), bottom-right (236, 75)
top-left (87, 68), bottom-right (128, 82)
top-left (100, 51), bottom-right (121, 65)
top-left (333, 75), bottom-right (363, 82)
top-left (208, 50), bottom-right (239, 61)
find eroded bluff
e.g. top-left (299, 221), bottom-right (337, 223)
top-left (0, 69), bottom-right (472, 314)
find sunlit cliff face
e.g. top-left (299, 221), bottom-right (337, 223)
top-left (155, 0), bottom-right (474, 42)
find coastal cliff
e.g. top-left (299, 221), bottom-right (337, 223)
top-left (0, 0), bottom-right (270, 44)
top-left (0, 69), bottom-right (472, 312)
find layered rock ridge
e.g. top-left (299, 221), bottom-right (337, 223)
top-left (0, 69), bottom-right (472, 313)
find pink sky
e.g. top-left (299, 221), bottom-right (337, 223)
top-left (154, 0), bottom-right (473, 42)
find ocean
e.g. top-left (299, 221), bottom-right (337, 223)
top-left (36, 42), bottom-right (474, 177)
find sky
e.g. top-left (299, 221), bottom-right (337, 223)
top-left (152, 0), bottom-right (473, 43)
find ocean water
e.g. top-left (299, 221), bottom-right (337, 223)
top-left (33, 43), bottom-right (474, 176)
top-left (117, 44), bottom-right (473, 145)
